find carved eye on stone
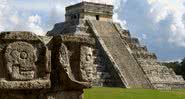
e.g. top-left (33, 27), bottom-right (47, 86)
top-left (86, 54), bottom-right (92, 61)
top-left (20, 51), bottom-right (28, 59)
top-left (11, 50), bottom-right (19, 58)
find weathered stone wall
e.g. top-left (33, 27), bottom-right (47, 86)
top-left (0, 32), bottom-right (95, 99)
top-left (0, 32), bottom-right (51, 90)
top-left (47, 20), bottom-right (90, 36)
top-left (65, 2), bottom-right (113, 22)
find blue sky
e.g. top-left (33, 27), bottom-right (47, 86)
top-left (0, 0), bottom-right (185, 62)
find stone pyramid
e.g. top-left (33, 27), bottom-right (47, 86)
top-left (47, 2), bottom-right (185, 89)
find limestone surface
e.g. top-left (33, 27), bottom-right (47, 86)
top-left (47, 1), bottom-right (185, 90)
top-left (0, 32), bottom-right (95, 99)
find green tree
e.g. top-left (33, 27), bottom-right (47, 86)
top-left (163, 61), bottom-right (181, 75)
top-left (181, 57), bottom-right (185, 67)
top-left (162, 57), bottom-right (185, 79)
top-left (180, 57), bottom-right (185, 78)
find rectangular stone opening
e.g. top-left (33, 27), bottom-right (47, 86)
top-left (96, 15), bottom-right (100, 20)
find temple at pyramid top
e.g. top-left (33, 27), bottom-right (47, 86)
top-left (65, 2), bottom-right (114, 22)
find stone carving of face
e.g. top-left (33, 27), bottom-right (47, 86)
top-left (5, 42), bottom-right (37, 81)
top-left (59, 43), bottom-right (70, 72)
top-left (85, 47), bottom-right (93, 81)
top-left (81, 46), bottom-right (94, 82)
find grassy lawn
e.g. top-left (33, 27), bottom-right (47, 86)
top-left (84, 87), bottom-right (185, 99)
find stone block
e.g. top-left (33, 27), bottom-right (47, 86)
top-left (0, 32), bottom-right (95, 99)
top-left (0, 32), bottom-right (51, 90)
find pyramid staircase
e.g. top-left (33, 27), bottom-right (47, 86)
top-left (113, 23), bottom-right (185, 89)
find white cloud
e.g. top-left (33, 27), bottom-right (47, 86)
top-left (0, 0), bottom-right (13, 31)
top-left (10, 0), bottom-right (52, 12)
top-left (28, 15), bottom-right (44, 35)
top-left (147, 0), bottom-right (185, 47)
top-left (10, 15), bottom-right (20, 25)
top-left (117, 0), bottom-right (185, 60)
top-left (142, 33), bottom-right (147, 39)
top-left (113, 13), bottom-right (127, 29)
top-left (111, 0), bottom-right (127, 28)
top-left (0, 0), bottom-right (45, 35)
top-left (46, 0), bottom-right (80, 29)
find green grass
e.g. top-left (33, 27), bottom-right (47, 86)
top-left (84, 87), bottom-right (185, 99)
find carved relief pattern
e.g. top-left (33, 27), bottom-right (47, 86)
top-left (0, 31), bottom-right (94, 99)
top-left (80, 46), bottom-right (93, 82)
top-left (4, 41), bottom-right (37, 81)
top-left (59, 43), bottom-right (70, 73)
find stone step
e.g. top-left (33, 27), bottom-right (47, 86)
top-left (137, 59), bottom-right (159, 65)
top-left (122, 37), bottom-right (140, 45)
top-left (143, 65), bottom-right (175, 73)
top-left (153, 82), bottom-right (185, 90)
top-left (114, 23), bottom-right (131, 37)
top-left (88, 20), bottom-right (153, 88)
top-left (130, 46), bottom-right (148, 52)
top-left (133, 51), bottom-right (157, 59)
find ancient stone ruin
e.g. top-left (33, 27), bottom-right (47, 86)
top-left (0, 1), bottom-right (185, 99)
top-left (0, 32), bottom-right (94, 99)
top-left (48, 2), bottom-right (185, 90)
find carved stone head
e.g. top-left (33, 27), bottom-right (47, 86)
top-left (0, 32), bottom-right (51, 89)
top-left (81, 46), bottom-right (94, 82)
top-left (5, 42), bottom-right (37, 81)
top-left (53, 36), bottom-right (95, 90)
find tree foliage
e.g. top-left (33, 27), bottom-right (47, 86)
top-left (163, 57), bottom-right (185, 79)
